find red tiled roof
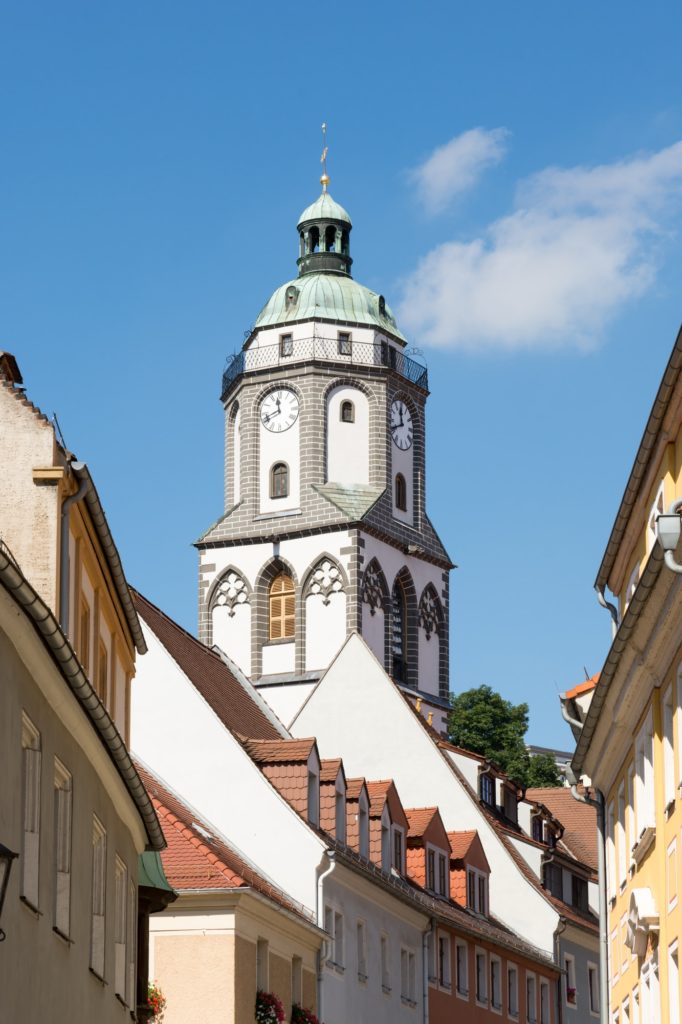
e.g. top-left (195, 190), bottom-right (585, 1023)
top-left (366, 780), bottom-right (392, 815)
top-left (526, 787), bottom-right (598, 872)
top-left (134, 591), bottom-right (283, 741)
top-left (406, 807), bottom-right (439, 838)
top-left (136, 761), bottom-right (315, 923)
top-left (346, 777), bottom-right (367, 801)
top-left (320, 758), bottom-right (343, 783)
top-left (564, 674), bottom-right (600, 700)
top-left (447, 830), bottom-right (477, 860)
top-left (243, 737), bottom-right (316, 764)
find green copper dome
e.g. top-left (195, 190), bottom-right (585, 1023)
top-left (253, 272), bottom-right (406, 342)
top-left (297, 191), bottom-right (352, 228)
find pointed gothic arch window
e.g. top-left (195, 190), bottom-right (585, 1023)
top-left (270, 462), bottom-right (289, 499)
top-left (395, 473), bottom-right (407, 511)
top-left (392, 579), bottom-right (407, 684)
top-left (269, 573), bottom-right (295, 640)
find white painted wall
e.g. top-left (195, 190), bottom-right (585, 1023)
top-left (444, 749), bottom-right (480, 792)
top-left (305, 592), bottom-right (347, 671)
top-left (259, 410), bottom-right (300, 515)
top-left (361, 603), bottom-right (385, 668)
top-left (131, 621), bottom-right (326, 910)
top-left (258, 682), bottom-right (317, 730)
top-left (213, 602), bottom-right (252, 677)
top-left (326, 385), bottom-right (370, 485)
top-left (262, 640), bottom-right (295, 675)
top-left (508, 835), bottom-right (544, 877)
top-left (291, 635), bottom-right (559, 953)
top-left (417, 626), bottom-right (439, 698)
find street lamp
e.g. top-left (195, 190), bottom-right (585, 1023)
top-left (0, 842), bottom-right (18, 942)
top-left (656, 498), bottom-right (682, 574)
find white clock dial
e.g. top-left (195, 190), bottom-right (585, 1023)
top-left (390, 400), bottom-right (413, 450)
top-left (261, 389), bottom-right (299, 432)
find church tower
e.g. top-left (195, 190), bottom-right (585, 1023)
top-left (196, 170), bottom-right (453, 732)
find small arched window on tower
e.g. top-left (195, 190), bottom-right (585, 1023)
top-left (270, 462), bottom-right (289, 499)
top-left (392, 579), bottom-right (407, 684)
top-left (395, 473), bottom-right (407, 511)
top-left (269, 573), bottom-right (295, 640)
top-left (340, 400), bottom-right (355, 424)
top-left (325, 225), bottom-right (336, 252)
top-left (309, 226), bottom-right (320, 253)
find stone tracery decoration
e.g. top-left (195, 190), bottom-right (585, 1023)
top-left (418, 585), bottom-right (442, 640)
top-left (361, 558), bottom-right (387, 616)
top-left (213, 570), bottom-right (249, 617)
top-left (306, 558), bottom-right (344, 605)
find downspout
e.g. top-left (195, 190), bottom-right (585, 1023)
top-left (59, 461), bottom-right (90, 635)
top-left (421, 919), bottom-right (434, 1024)
top-left (595, 584), bottom-right (619, 639)
top-left (316, 851), bottom-right (336, 1024)
top-left (553, 915), bottom-right (567, 1024)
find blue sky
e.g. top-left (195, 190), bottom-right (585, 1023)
top-left (2, 1), bottom-right (681, 748)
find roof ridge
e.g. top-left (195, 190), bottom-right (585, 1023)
top-left (153, 798), bottom-right (245, 886)
top-left (133, 588), bottom-right (224, 664)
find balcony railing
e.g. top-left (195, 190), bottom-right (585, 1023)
top-left (221, 335), bottom-right (428, 399)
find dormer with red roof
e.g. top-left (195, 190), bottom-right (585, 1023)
top-left (243, 737), bottom-right (321, 828)
top-left (366, 780), bottom-right (409, 874)
top-left (405, 807), bottom-right (451, 898)
top-left (320, 758), bottom-right (347, 843)
top-left (447, 829), bottom-right (491, 916)
top-left (345, 778), bottom-right (370, 859)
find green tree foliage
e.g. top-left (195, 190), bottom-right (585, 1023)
top-left (447, 685), bottom-right (563, 789)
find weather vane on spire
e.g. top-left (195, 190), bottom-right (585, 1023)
top-left (320, 122), bottom-right (330, 192)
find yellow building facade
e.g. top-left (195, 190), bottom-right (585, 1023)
top-left (569, 328), bottom-right (682, 1023)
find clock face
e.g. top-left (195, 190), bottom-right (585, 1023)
top-left (261, 389), bottom-right (299, 432)
top-left (390, 400), bottom-right (413, 450)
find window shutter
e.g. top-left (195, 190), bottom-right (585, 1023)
top-left (269, 574), bottom-right (295, 640)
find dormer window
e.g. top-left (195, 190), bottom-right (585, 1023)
top-left (532, 815), bottom-right (545, 844)
top-left (438, 853), bottom-right (448, 897)
top-left (393, 827), bottom-right (404, 873)
top-left (359, 799), bottom-right (369, 859)
top-left (543, 862), bottom-right (563, 898)
top-left (503, 786), bottom-right (518, 824)
top-left (335, 787), bottom-right (346, 843)
top-left (381, 820), bottom-right (390, 871)
top-left (572, 874), bottom-right (588, 912)
top-left (466, 867), bottom-right (488, 915)
top-left (307, 765), bottom-right (320, 828)
top-left (480, 773), bottom-right (495, 807)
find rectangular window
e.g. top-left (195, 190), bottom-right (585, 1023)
top-left (427, 848), bottom-right (436, 891)
top-left (456, 940), bottom-right (468, 997)
top-left (627, 763), bottom-right (636, 864)
top-left (53, 759), bottom-right (72, 936)
top-left (606, 801), bottom-right (616, 901)
top-left (356, 920), bottom-right (367, 981)
top-left (634, 710), bottom-right (655, 838)
top-left (292, 956), bottom-right (302, 1004)
top-left (127, 879), bottom-right (136, 1007)
top-left (490, 955), bottom-right (501, 1010)
top-left (480, 773), bottom-right (495, 805)
top-left (97, 641), bottom-right (109, 706)
top-left (438, 932), bottom-right (451, 988)
top-left (544, 862), bottom-right (563, 899)
top-left (476, 949), bottom-right (488, 1004)
top-left (588, 962), bottom-right (600, 1015)
top-left (646, 482), bottom-right (665, 553)
top-left (307, 770), bottom-right (319, 827)
top-left (572, 874), bottom-right (588, 912)
top-left (21, 714), bottom-right (41, 909)
top-left (540, 979), bottom-right (550, 1024)
top-left (80, 599), bottom-right (91, 673)
top-left (526, 973), bottom-right (537, 1024)
top-left (335, 790), bottom-right (345, 843)
top-left (393, 828), bottom-right (403, 873)
top-left (438, 853), bottom-right (447, 896)
top-left (669, 943), bottom-right (680, 1024)
top-left (280, 333), bottom-right (293, 357)
top-left (337, 331), bottom-right (352, 356)
top-left (408, 952), bottom-right (416, 1003)
top-left (381, 934), bottom-right (390, 992)
top-left (617, 781), bottom-right (626, 887)
top-left (478, 873), bottom-right (487, 915)
top-left (532, 815), bottom-right (544, 843)
top-left (468, 868), bottom-right (476, 909)
top-left (114, 857), bottom-right (127, 999)
top-left (334, 911), bottom-right (344, 967)
top-left (622, 999), bottom-right (630, 1024)
top-left (565, 953), bottom-right (576, 1005)
top-left (324, 906), bottom-right (333, 965)
top-left (664, 684), bottom-right (675, 809)
top-left (90, 817), bottom-right (107, 978)
top-left (257, 937), bottom-right (269, 989)
top-left (508, 963), bottom-right (519, 1017)
top-left (669, 839), bottom-right (679, 909)
top-left (401, 948), bottom-right (409, 1000)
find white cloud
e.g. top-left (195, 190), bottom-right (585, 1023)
top-left (399, 141), bottom-right (682, 352)
top-left (409, 128), bottom-right (509, 213)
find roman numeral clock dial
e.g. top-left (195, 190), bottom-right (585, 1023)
top-left (390, 399), bottom-right (413, 450)
top-left (261, 389), bottom-right (300, 432)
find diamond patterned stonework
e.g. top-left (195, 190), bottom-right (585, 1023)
top-left (308, 560), bottom-right (344, 606)
top-left (214, 572), bottom-right (249, 617)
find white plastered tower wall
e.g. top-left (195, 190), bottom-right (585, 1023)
top-left (291, 634), bottom-right (560, 954)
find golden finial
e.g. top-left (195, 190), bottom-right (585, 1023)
top-left (427, 711), bottom-right (434, 727)
top-left (415, 696), bottom-right (423, 714)
top-left (320, 122), bottom-right (330, 191)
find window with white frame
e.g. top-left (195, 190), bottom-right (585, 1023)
top-left (127, 879), bottom-right (136, 1006)
top-left (114, 857), bottom-right (127, 1000)
top-left (588, 962), bottom-right (600, 1015)
top-left (356, 920), bottom-right (367, 981)
top-left (617, 781), bottom-right (627, 888)
top-left (503, 785), bottom-right (518, 823)
top-left (90, 816), bottom-right (107, 978)
top-left (257, 937), bottom-right (269, 989)
top-left (490, 955), bottom-right (502, 1010)
top-left (426, 929), bottom-right (436, 983)
top-left (53, 758), bottom-right (72, 936)
top-left (632, 986), bottom-right (639, 1024)
top-left (622, 997), bottom-right (630, 1024)
top-left (480, 772), bottom-right (495, 806)
top-left (627, 763), bottom-right (636, 866)
top-left (456, 939), bottom-right (468, 997)
top-left (624, 561), bottom-right (641, 611)
top-left (475, 948), bottom-right (488, 1005)
top-left (427, 848), bottom-right (436, 891)
top-left (526, 972), bottom-right (537, 1024)
top-left (668, 943), bottom-right (680, 1024)
top-left (540, 979), bottom-right (550, 1024)
top-left (606, 801), bottom-right (616, 901)
top-left (641, 958), bottom-right (659, 1023)
top-left (334, 911), bottom-right (344, 968)
top-left (381, 934), bottom-right (390, 992)
top-left (508, 963), bottom-right (519, 1018)
top-left (663, 684), bottom-right (675, 809)
top-left (438, 852), bottom-right (448, 896)
top-left (634, 709), bottom-right (655, 840)
top-left (438, 932), bottom-right (451, 989)
top-left (393, 826), bottom-right (404, 874)
top-left (292, 956), bottom-right (303, 1004)
top-left (408, 951), bottom-right (416, 1005)
top-left (532, 814), bottom-right (545, 844)
top-left (467, 866), bottom-right (488, 914)
top-left (677, 665), bottom-right (682, 789)
top-left (21, 714), bottom-right (41, 909)
top-left (668, 839), bottom-right (678, 910)
top-left (565, 953), bottom-right (577, 1006)
top-left (400, 948), bottom-right (416, 1004)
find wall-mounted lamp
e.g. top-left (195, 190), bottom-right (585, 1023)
top-left (656, 498), bottom-right (682, 574)
top-left (0, 843), bottom-right (18, 942)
